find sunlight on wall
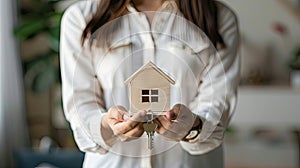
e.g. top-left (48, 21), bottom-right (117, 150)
top-left (0, 0), bottom-right (29, 167)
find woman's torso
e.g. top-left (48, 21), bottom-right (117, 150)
top-left (67, 0), bottom-right (235, 167)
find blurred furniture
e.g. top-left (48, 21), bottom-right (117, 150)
top-left (225, 86), bottom-right (300, 168)
top-left (294, 130), bottom-right (300, 168)
top-left (231, 86), bottom-right (300, 128)
top-left (224, 129), bottom-right (299, 168)
top-left (15, 149), bottom-right (84, 168)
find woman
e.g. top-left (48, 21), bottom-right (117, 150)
top-left (60, 0), bottom-right (240, 167)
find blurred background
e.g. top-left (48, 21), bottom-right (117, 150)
top-left (0, 0), bottom-right (300, 167)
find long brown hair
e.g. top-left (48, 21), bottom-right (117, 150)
top-left (81, 0), bottom-right (224, 47)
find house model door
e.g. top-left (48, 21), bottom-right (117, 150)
top-left (125, 62), bottom-right (175, 115)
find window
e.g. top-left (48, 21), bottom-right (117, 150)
top-left (142, 96), bottom-right (149, 103)
top-left (142, 89), bottom-right (159, 103)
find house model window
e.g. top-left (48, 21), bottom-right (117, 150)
top-left (142, 89), bottom-right (159, 103)
top-left (124, 61), bottom-right (175, 115)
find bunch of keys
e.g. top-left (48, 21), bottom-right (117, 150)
top-left (143, 111), bottom-right (158, 150)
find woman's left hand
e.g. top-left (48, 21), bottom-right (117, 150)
top-left (154, 104), bottom-right (201, 141)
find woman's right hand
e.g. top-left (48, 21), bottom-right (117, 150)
top-left (101, 106), bottom-right (146, 146)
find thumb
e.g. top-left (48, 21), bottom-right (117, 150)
top-left (166, 110), bottom-right (177, 120)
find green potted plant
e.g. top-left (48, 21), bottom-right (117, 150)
top-left (289, 48), bottom-right (300, 70)
top-left (14, 0), bottom-right (76, 147)
top-left (14, 0), bottom-right (62, 93)
top-left (289, 48), bottom-right (300, 88)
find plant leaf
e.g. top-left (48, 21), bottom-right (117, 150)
top-left (48, 26), bottom-right (60, 52)
top-left (14, 20), bottom-right (47, 40)
top-left (48, 12), bottom-right (63, 25)
top-left (32, 63), bottom-right (57, 93)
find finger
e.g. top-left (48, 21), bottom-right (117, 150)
top-left (113, 111), bottom-right (146, 135)
top-left (171, 104), bottom-right (196, 129)
top-left (124, 123), bottom-right (144, 139)
top-left (127, 110), bottom-right (147, 124)
top-left (156, 115), bottom-right (190, 138)
top-left (157, 115), bottom-right (173, 130)
top-left (123, 110), bottom-right (146, 121)
top-left (156, 116), bottom-right (186, 134)
top-left (154, 118), bottom-right (170, 135)
top-left (155, 122), bottom-right (182, 141)
top-left (172, 104), bottom-right (192, 121)
top-left (172, 104), bottom-right (181, 116)
top-left (154, 118), bottom-right (174, 135)
top-left (118, 123), bottom-right (144, 142)
top-left (123, 114), bottom-right (130, 120)
top-left (166, 110), bottom-right (177, 120)
top-left (109, 106), bottom-right (128, 122)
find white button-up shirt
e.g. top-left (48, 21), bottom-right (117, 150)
top-left (60, 1), bottom-right (240, 168)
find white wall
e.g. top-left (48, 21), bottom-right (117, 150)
top-left (218, 1), bottom-right (300, 129)
top-left (221, 0), bottom-right (300, 46)
top-left (231, 86), bottom-right (300, 128)
top-left (221, 0), bottom-right (300, 83)
top-left (0, 0), bottom-right (29, 167)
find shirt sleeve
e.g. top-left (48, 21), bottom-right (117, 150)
top-left (180, 3), bottom-right (240, 155)
top-left (60, 3), bottom-right (111, 153)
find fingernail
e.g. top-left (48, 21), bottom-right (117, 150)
top-left (123, 115), bottom-right (130, 120)
top-left (140, 111), bottom-right (147, 117)
top-left (170, 112), bottom-right (176, 119)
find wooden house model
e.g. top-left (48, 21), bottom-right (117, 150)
top-left (124, 62), bottom-right (175, 115)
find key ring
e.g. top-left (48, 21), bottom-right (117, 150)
top-left (147, 110), bottom-right (154, 123)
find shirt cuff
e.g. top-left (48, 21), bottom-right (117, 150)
top-left (89, 112), bottom-right (112, 151)
top-left (180, 138), bottom-right (222, 155)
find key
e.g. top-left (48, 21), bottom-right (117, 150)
top-left (143, 121), bottom-right (157, 149)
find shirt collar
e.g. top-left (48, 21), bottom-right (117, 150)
top-left (126, 0), bottom-right (178, 14)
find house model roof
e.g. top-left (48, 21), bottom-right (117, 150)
top-left (124, 61), bottom-right (175, 85)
